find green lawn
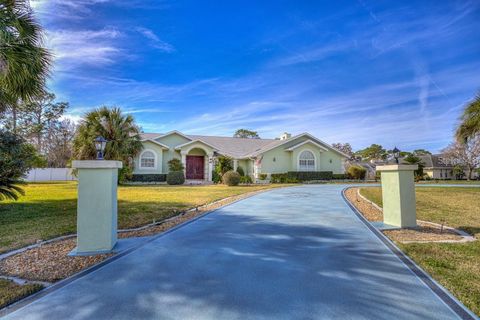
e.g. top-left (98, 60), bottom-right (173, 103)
top-left (417, 180), bottom-right (480, 185)
top-left (0, 279), bottom-right (42, 309)
top-left (360, 187), bottom-right (480, 316)
top-left (0, 182), bottom-right (282, 254)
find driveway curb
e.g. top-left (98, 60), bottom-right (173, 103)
top-left (341, 187), bottom-right (478, 320)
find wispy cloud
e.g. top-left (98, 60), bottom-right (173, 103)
top-left (135, 27), bottom-right (175, 53)
top-left (46, 28), bottom-right (127, 70)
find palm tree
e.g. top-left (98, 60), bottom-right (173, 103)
top-left (456, 94), bottom-right (480, 142)
top-left (0, 0), bottom-right (52, 117)
top-left (72, 107), bottom-right (143, 181)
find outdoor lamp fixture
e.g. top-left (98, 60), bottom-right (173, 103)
top-left (94, 136), bottom-right (108, 160)
top-left (392, 146), bottom-right (400, 164)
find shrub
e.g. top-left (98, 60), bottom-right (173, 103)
top-left (166, 171), bottom-right (185, 185)
top-left (212, 170), bottom-right (221, 184)
top-left (222, 170), bottom-right (241, 186)
top-left (287, 171), bottom-right (333, 181)
top-left (271, 173), bottom-right (300, 183)
top-left (236, 166), bottom-right (245, 176)
top-left (240, 175), bottom-right (253, 184)
top-left (271, 173), bottom-right (288, 183)
top-left (258, 173), bottom-right (268, 180)
top-left (0, 130), bottom-right (39, 201)
top-left (215, 156), bottom-right (233, 176)
top-left (332, 174), bottom-right (347, 180)
top-left (168, 158), bottom-right (184, 172)
top-left (130, 174), bottom-right (166, 182)
top-left (347, 165), bottom-right (366, 180)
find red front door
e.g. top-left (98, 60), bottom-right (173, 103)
top-left (186, 156), bottom-right (204, 179)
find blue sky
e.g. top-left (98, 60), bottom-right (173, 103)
top-left (31, 0), bottom-right (480, 152)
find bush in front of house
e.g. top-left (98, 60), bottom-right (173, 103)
top-left (332, 174), bottom-right (347, 180)
top-left (168, 158), bottom-right (184, 171)
top-left (236, 166), bottom-right (245, 176)
top-left (258, 173), bottom-right (268, 180)
top-left (287, 171), bottom-right (333, 181)
top-left (347, 165), bottom-right (366, 180)
top-left (222, 170), bottom-right (241, 186)
top-left (271, 173), bottom-right (299, 183)
top-left (130, 174), bottom-right (167, 182)
top-left (240, 175), bottom-right (253, 184)
top-left (167, 171), bottom-right (185, 185)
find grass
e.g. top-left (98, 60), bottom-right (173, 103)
top-left (417, 180), bottom-right (480, 185)
top-left (360, 187), bottom-right (480, 316)
top-left (0, 182), bottom-right (283, 254)
top-left (0, 279), bottom-right (42, 309)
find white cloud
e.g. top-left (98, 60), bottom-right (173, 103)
top-left (135, 27), bottom-right (175, 53)
top-left (46, 28), bottom-right (127, 70)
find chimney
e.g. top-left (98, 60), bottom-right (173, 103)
top-left (279, 132), bottom-right (291, 140)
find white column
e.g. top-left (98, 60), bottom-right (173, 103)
top-left (71, 160), bottom-right (122, 255)
top-left (233, 159), bottom-right (238, 172)
top-left (181, 151), bottom-right (187, 176)
top-left (376, 164), bottom-right (418, 228)
top-left (207, 154), bottom-right (213, 182)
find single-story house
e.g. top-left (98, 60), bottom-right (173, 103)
top-left (133, 131), bottom-right (348, 182)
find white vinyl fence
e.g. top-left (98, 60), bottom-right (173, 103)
top-left (25, 168), bottom-right (77, 182)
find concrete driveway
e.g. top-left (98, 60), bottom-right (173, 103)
top-left (3, 185), bottom-right (474, 319)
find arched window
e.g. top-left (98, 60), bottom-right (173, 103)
top-left (140, 150), bottom-right (156, 168)
top-left (298, 150), bottom-right (315, 171)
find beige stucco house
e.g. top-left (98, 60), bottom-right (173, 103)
top-left (133, 131), bottom-right (348, 182)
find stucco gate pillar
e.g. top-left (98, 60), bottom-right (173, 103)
top-left (71, 160), bottom-right (123, 255)
top-left (376, 164), bottom-right (418, 228)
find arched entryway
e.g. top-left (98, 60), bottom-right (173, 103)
top-left (186, 148), bottom-right (206, 180)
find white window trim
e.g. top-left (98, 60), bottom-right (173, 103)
top-left (139, 149), bottom-right (157, 170)
top-left (297, 149), bottom-right (317, 171)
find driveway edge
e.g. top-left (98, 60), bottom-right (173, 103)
top-left (341, 187), bottom-right (478, 320)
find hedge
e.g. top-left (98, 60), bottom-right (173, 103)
top-left (287, 171), bottom-right (333, 181)
top-left (130, 174), bottom-right (167, 182)
top-left (332, 174), bottom-right (348, 180)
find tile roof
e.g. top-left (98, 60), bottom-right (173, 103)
top-left (140, 132), bottom-right (346, 159)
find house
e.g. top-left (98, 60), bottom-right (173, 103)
top-left (415, 154), bottom-right (455, 179)
top-left (133, 131), bottom-right (348, 182)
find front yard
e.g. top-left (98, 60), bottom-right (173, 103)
top-left (360, 187), bottom-right (480, 316)
top-left (0, 182), bottom-right (281, 254)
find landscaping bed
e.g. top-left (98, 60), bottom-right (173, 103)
top-left (352, 186), bottom-right (480, 316)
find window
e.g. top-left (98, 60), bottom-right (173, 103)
top-left (298, 150), bottom-right (315, 171)
top-left (140, 150), bottom-right (156, 168)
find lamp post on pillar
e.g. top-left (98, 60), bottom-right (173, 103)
top-left (377, 150), bottom-right (418, 228)
top-left (70, 137), bottom-right (122, 256)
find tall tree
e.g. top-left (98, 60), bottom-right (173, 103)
top-left (0, 0), bottom-right (52, 116)
top-left (233, 129), bottom-right (260, 139)
top-left (45, 119), bottom-right (76, 167)
top-left (456, 94), bottom-right (480, 142)
top-left (332, 143), bottom-right (353, 158)
top-left (354, 144), bottom-right (387, 161)
top-left (412, 149), bottom-right (431, 156)
top-left (441, 135), bottom-right (480, 180)
top-left (72, 107), bottom-right (143, 181)
top-left (18, 92), bottom-right (68, 153)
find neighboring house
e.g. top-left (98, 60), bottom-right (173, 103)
top-left (134, 131), bottom-right (348, 182)
top-left (413, 154), bottom-right (455, 179)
